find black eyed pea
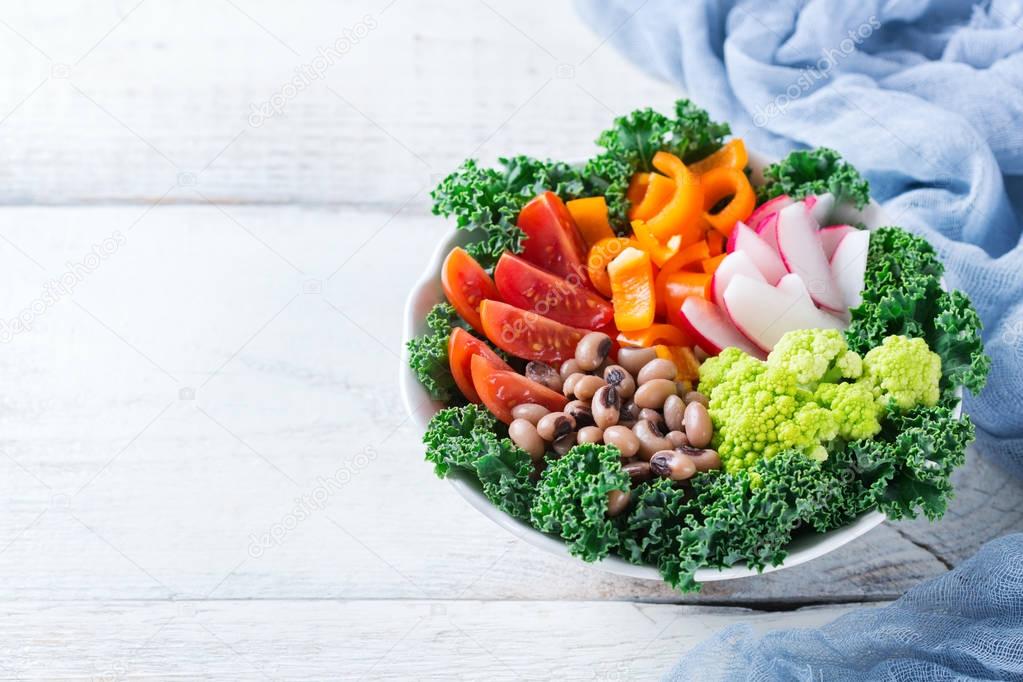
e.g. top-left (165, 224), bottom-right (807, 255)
top-left (663, 394), bottom-right (685, 432)
top-left (606, 489), bottom-right (631, 517)
top-left (637, 358), bottom-right (678, 385)
top-left (622, 460), bottom-right (653, 484)
top-left (602, 365), bottom-right (636, 399)
top-left (633, 378), bottom-right (678, 409)
top-left (573, 374), bottom-right (606, 401)
top-left (618, 399), bottom-right (640, 427)
top-left (563, 372), bottom-right (586, 398)
top-left (537, 412), bottom-right (575, 441)
top-left (577, 425), bottom-right (604, 445)
top-left (603, 425), bottom-right (640, 458)
top-left (575, 331), bottom-right (613, 371)
top-left (559, 358), bottom-right (582, 380)
top-left (592, 384), bottom-right (621, 429)
top-left (684, 401), bottom-right (713, 448)
top-left (685, 390), bottom-right (710, 407)
top-left (682, 446), bottom-right (722, 472)
top-left (617, 347), bottom-right (657, 376)
top-left (666, 430), bottom-right (688, 449)
top-left (552, 432), bottom-right (576, 457)
top-left (638, 408), bottom-right (664, 431)
top-left (511, 403), bottom-right (550, 425)
top-left (649, 449), bottom-right (698, 481)
top-left (525, 361), bottom-right (563, 393)
top-left (565, 399), bottom-right (595, 428)
top-left (633, 419), bottom-right (673, 461)
top-left (508, 419), bottom-right (545, 461)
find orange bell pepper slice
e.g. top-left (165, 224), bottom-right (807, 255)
top-left (706, 229), bottom-right (727, 256)
top-left (654, 345), bottom-right (701, 382)
top-left (607, 247), bottom-right (656, 332)
top-left (646, 152), bottom-right (704, 244)
top-left (567, 197), bottom-right (615, 249)
top-left (653, 240), bottom-right (710, 315)
top-left (627, 172), bottom-right (650, 206)
top-left (631, 219), bottom-right (683, 268)
top-left (689, 139), bottom-right (748, 176)
top-left (587, 236), bottom-right (636, 298)
top-left (701, 253), bottom-right (727, 274)
top-left (700, 167), bottom-right (756, 236)
top-left (661, 272), bottom-right (711, 331)
top-left (629, 172), bottom-right (675, 221)
top-left (618, 323), bottom-right (692, 348)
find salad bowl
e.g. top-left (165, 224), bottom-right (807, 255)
top-left (400, 149), bottom-right (961, 584)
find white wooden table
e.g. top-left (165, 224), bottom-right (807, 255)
top-left (0, 1), bottom-right (1019, 679)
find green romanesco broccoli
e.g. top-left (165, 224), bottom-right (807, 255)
top-left (699, 329), bottom-right (941, 473)
top-left (863, 335), bottom-right (941, 410)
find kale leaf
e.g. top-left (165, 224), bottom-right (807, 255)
top-left (405, 303), bottom-right (467, 403)
top-left (758, 147), bottom-right (870, 208)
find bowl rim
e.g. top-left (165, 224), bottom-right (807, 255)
top-left (398, 149), bottom-right (959, 584)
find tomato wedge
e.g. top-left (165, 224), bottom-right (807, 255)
top-left (448, 327), bottom-right (512, 403)
top-left (479, 299), bottom-right (587, 365)
top-left (517, 191), bottom-right (590, 286)
top-left (470, 354), bottom-right (567, 424)
top-left (494, 253), bottom-right (614, 330)
top-left (442, 247), bottom-right (500, 333)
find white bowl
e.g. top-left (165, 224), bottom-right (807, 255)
top-left (398, 150), bottom-right (948, 584)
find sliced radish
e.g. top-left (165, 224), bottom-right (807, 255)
top-left (726, 222), bottom-right (786, 284)
top-left (747, 194), bottom-right (792, 232)
top-left (819, 225), bottom-right (856, 260)
top-left (755, 212), bottom-right (780, 252)
top-left (722, 275), bottom-right (844, 352)
top-left (776, 273), bottom-right (814, 306)
top-left (830, 230), bottom-right (870, 309)
top-left (711, 251), bottom-right (765, 308)
top-left (776, 203), bottom-right (846, 312)
top-left (679, 297), bottom-right (765, 359)
top-left (805, 193), bottom-right (835, 225)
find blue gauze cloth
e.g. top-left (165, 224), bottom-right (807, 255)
top-left (574, 1), bottom-right (1023, 679)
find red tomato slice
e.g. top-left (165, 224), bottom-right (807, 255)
top-left (493, 253), bottom-right (614, 330)
top-left (517, 192), bottom-right (591, 286)
top-left (470, 354), bottom-right (567, 424)
top-left (442, 246), bottom-right (500, 333)
top-left (448, 327), bottom-right (512, 403)
top-left (479, 300), bottom-right (588, 365)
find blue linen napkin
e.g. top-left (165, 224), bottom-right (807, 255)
top-left (577, 0), bottom-right (1023, 478)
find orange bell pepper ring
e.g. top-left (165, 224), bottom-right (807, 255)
top-left (629, 172), bottom-right (675, 221)
top-left (587, 236), bottom-right (636, 298)
top-left (627, 172), bottom-right (650, 206)
top-left (688, 139), bottom-right (748, 176)
top-left (618, 323), bottom-right (691, 348)
top-left (567, 197), bottom-right (615, 249)
top-left (700, 166), bottom-right (756, 236)
top-left (701, 253), bottom-right (727, 274)
top-left (645, 151), bottom-right (704, 244)
top-left (607, 246), bottom-right (656, 332)
top-left (631, 219), bottom-right (683, 268)
top-left (653, 240), bottom-right (710, 315)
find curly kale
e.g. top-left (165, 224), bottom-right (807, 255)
top-left (405, 303), bottom-right (466, 403)
top-left (618, 478), bottom-right (691, 566)
top-left (530, 443), bottom-right (630, 562)
top-left (846, 227), bottom-right (990, 399)
top-left (758, 147), bottom-right (870, 208)
top-left (422, 404), bottom-right (535, 519)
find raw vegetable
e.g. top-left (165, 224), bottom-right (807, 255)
top-left (470, 354), bottom-right (567, 424)
top-left (644, 151), bottom-right (703, 244)
top-left (628, 172), bottom-right (675, 221)
top-left (608, 247), bottom-right (656, 332)
top-left (441, 246), bottom-right (499, 333)
top-left (586, 236), bottom-right (636, 298)
top-left (699, 166), bottom-right (755, 236)
top-left (758, 148), bottom-right (870, 209)
top-left (493, 253), bottom-right (614, 330)
top-left (862, 335), bottom-right (941, 410)
top-left (479, 299), bottom-right (587, 365)
top-left (448, 327), bottom-right (512, 403)
top-left (689, 138), bottom-right (748, 176)
top-left (566, 197), bottom-right (615, 248)
top-left (517, 191), bottom-right (590, 284)
top-left (406, 303), bottom-right (468, 402)
top-left (529, 443), bottom-right (630, 562)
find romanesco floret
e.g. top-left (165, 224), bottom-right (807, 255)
top-left (814, 382), bottom-right (882, 440)
top-left (698, 347), bottom-right (764, 396)
top-left (863, 335), bottom-right (941, 411)
top-left (768, 328), bottom-right (863, 385)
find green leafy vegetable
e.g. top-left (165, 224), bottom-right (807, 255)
top-left (405, 303), bottom-right (465, 403)
top-left (846, 226), bottom-right (990, 399)
top-left (530, 443), bottom-right (630, 562)
top-left (758, 147), bottom-right (870, 208)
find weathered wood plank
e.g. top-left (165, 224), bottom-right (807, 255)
top-left (0, 599), bottom-right (862, 680)
top-left (0, 205), bottom-right (1010, 607)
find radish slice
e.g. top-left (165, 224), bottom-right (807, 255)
top-left (722, 275), bottom-right (845, 352)
top-left (747, 194), bottom-right (792, 232)
top-left (830, 230), bottom-right (870, 309)
top-left (776, 273), bottom-right (814, 306)
top-left (805, 193), bottom-right (835, 225)
top-left (680, 297), bottom-right (765, 359)
top-left (776, 203), bottom-right (846, 312)
top-left (819, 225), bottom-right (856, 260)
top-left (726, 221), bottom-right (787, 284)
top-left (756, 213), bottom-right (780, 252)
top-left (711, 251), bottom-right (765, 308)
